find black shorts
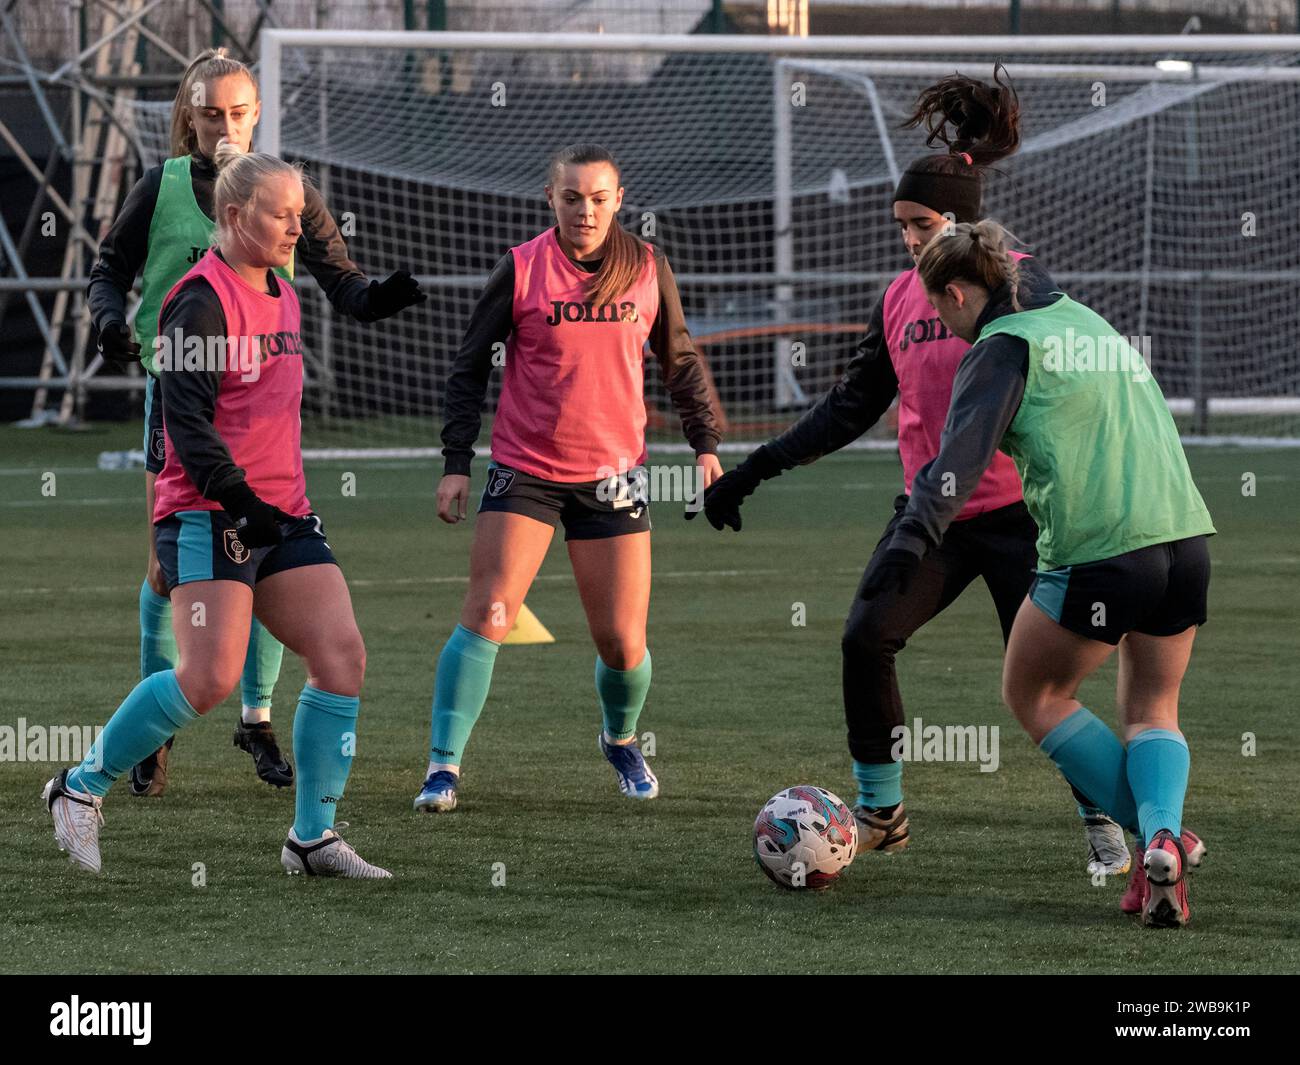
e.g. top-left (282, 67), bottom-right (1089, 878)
top-left (476, 461), bottom-right (652, 541)
top-left (154, 509), bottom-right (338, 591)
top-left (1028, 535), bottom-right (1210, 645)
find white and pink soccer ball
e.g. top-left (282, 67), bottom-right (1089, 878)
top-left (753, 785), bottom-right (858, 890)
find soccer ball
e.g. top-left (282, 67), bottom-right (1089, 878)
top-left (753, 785), bottom-right (858, 890)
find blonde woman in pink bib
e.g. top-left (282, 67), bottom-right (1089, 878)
top-left (45, 147), bottom-right (391, 879)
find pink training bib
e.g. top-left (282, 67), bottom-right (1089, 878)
top-left (491, 227), bottom-right (659, 483)
top-left (881, 253), bottom-right (1028, 520)
top-left (153, 250), bottom-right (310, 522)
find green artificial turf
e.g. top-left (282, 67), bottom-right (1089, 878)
top-left (1, 423), bottom-right (1296, 973)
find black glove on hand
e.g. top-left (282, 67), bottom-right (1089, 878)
top-left (691, 467), bottom-right (760, 531)
top-left (97, 321), bottom-right (142, 370)
top-left (217, 481), bottom-right (291, 548)
top-left (365, 270), bottom-right (426, 320)
top-left (687, 445), bottom-right (784, 532)
top-left (858, 548), bottom-right (922, 601)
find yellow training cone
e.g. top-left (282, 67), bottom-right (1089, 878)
top-left (503, 602), bottom-right (555, 645)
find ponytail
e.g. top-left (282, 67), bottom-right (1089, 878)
top-left (916, 219), bottom-right (1023, 312)
top-left (892, 63), bottom-right (1022, 222)
top-left (900, 62), bottom-right (1021, 166)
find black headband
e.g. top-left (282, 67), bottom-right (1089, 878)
top-left (892, 153), bottom-right (982, 224)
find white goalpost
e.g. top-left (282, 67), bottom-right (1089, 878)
top-left (97, 31), bottom-right (1300, 465)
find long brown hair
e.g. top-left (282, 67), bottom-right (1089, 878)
top-left (547, 143), bottom-right (648, 309)
top-left (169, 47), bottom-right (258, 158)
top-left (896, 63), bottom-right (1021, 212)
top-left (916, 219), bottom-right (1023, 312)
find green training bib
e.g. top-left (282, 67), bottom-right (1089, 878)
top-left (135, 154), bottom-right (294, 373)
top-left (979, 294), bottom-right (1215, 569)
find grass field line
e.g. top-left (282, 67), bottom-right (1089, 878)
top-left (0, 566), bottom-right (864, 598)
top-left (0, 487), bottom-right (893, 508)
top-left (0, 466), bottom-right (131, 476)
top-left (3, 497), bottom-right (131, 507)
top-left (2, 558), bottom-right (1293, 599)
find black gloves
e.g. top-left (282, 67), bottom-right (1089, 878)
top-left (858, 548), bottom-right (922, 601)
top-left (687, 445), bottom-right (784, 532)
top-left (365, 269), bottom-right (426, 320)
top-left (217, 481), bottom-right (293, 548)
top-left (691, 466), bottom-right (760, 532)
top-left (96, 321), bottom-right (142, 370)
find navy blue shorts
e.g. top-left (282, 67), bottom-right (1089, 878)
top-left (476, 461), bottom-right (651, 541)
top-left (1028, 535), bottom-right (1210, 645)
top-left (154, 509), bottom-right (338, 591)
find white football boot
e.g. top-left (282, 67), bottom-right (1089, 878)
top-left (1083, 812), bottom-right (1132, 876)
top-left (43, 768), bottom-right (105, 874)
top-left (281, 823), bottom-right (392, 879)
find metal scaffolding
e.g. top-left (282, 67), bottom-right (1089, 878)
top-left (2, 0), bottom-right (1294, 429)
top-left (0, 0), bottom-right (309, 427)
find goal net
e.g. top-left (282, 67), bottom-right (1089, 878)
top-left (155, 33), bottom-right (1300, 453)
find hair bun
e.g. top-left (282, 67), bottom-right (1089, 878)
top-left (213, 138), bottom-right (244, 171)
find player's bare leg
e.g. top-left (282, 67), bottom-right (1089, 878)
top-left (255, 564), bottom-right (388, 878)
top-left (1002, 599), bottom-right (1133, 873)
top-left (417, 511), bottom-right (555, 812)
top-left (1117, 628), bottom-right (1201, 925)
top-left (131, 470), bottom-right (177, 797)
top-left (1002, 601), bottom-right (1143, 906)
top-left (170, 580), bottom-right (254, 713)
top-left (459, 511), bottom-right (556, 642)
top-left (570, 531), bottom-right (658, 799)
top-left (1002, 599), bottom-right (1118, 745)
top-left (44, 580), bottom-right (248, 874)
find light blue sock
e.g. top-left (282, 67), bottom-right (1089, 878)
top-left (852, 759), bottom-right (903, 810)
top-left (292, 685), bottom-right (359, 841)
top-left (240, 617), bottom-right (285, 709)
top-left (1126, 728), bottom-right (1189, 845)
top-left (68, 670), bottom-right (199, 797)
top-left (1040, 708), bottom-right (1139, 834)
top-left (138, 581), bottom-right (177, 680)
top-left (428, 625), bottom-right (500, 767)
top-left (596, 651), bottom-right (651, 742)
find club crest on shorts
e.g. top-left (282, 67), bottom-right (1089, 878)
top-left (224, 528), bottom-right (250, 564)
top-left (149, 428), bottom-right (165, 463)
top-left (487, 468), bottom-right (515, 497)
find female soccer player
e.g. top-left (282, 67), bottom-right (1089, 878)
top-left (47, 147), bottom-right (390, 878)
top-left (874, 219), bottom-right (1215, 927)
top-left (695, 69), bottom-right (1149, 875)
top-left (87, 48), bottom-right (423, 796)
top-left (413, 143), bottom-right (723, 813)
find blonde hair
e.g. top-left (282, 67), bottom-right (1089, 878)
top-left (170, 47), bottom-right (258, 158)
top-left (916, 219), bottom-right (1023, 312)
top-left (211, 142), bottom-right (304, 248)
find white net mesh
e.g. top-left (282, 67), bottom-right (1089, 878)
top-left (246, 39), bottom-right (1300, 449)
